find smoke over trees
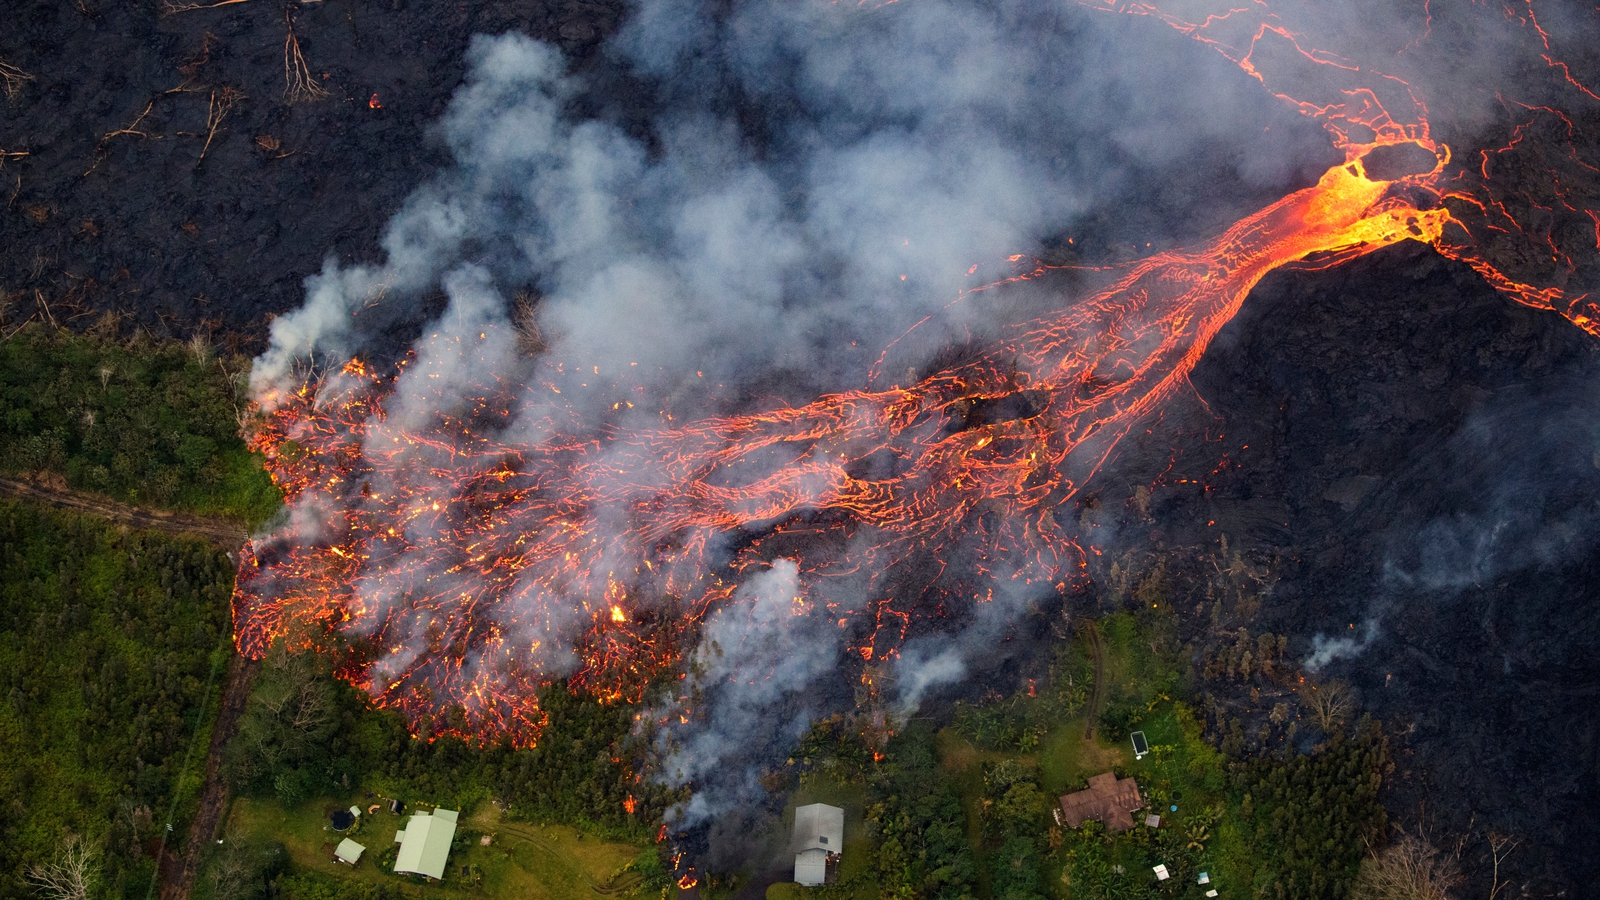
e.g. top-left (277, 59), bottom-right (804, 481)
top-left (237, 0), bottom-right (1600, 835)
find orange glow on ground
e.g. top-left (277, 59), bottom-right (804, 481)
top-left (232, 0), bottom-right (1596, 746)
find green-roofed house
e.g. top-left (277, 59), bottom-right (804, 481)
top-left (393, 808), bottom-right (459, 881)
top-left (334, 838), bottom-right (365, 866)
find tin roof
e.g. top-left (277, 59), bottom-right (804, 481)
top-left (334, 839), bottom-right (365, 864)
top-left (794, 848), bottom-right (828, 885)
top-left (792, 804), bottom-right (844, 854)
top-left (394, 808), bottom-right (458, 880)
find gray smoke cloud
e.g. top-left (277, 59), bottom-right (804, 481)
top-left (245, 0), bottom-right (1578, 832)
top-left (255, 1), bottom-right (1347, 400)
top-left (1305, 378), bottom-right (1600, 673)
top-left (1305, 619), bottom-right (1380, 673)
top-left (660, 559), bottom-right (844, 824)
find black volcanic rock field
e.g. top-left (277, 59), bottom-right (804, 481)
top-left (1145, 242), bottom-right (1600, 893)
top-left (1, 0), bottom-right (620, 342)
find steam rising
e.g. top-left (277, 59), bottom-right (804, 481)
top-left (244, 0), bottom-right (1575, 830)
top-left (663, 560), bottom-right (844, 824)
top-left (1305, 381), bottom-right (1600, 674)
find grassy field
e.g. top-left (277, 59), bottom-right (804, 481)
top-left (226, 795), bottom-right (651, 899)
top-left (1035, 724), bottom-right (1128, 798)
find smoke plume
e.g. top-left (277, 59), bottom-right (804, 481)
top-left (243, 0), bottom-right (1595, 830)
top-left (1305, 377), bottom-right (1600, 673)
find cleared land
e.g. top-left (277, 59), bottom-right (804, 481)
top-left (225, 796), bottom-right (650, 900)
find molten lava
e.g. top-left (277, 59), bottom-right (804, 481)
top-left (233, 0), bottom-right (1597, 744)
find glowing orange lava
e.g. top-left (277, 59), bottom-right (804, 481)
top-left (233, 0), bottom-right (1596, 745)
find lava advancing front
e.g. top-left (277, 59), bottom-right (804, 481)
top-left (233, 0), bottom-right (1600, 743)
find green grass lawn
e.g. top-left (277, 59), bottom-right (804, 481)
top-left (226, 795), bottom-right (649, 899)
top-left (1036, 724), bottom-right (1130, 798)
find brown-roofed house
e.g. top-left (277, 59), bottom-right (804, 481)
top-left (1058, 772), bottom-right (1143, 832)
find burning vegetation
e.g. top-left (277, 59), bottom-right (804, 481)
top-left (236, 0), bottom-right (1599, 756)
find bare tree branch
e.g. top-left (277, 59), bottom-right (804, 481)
top-left (1298, 678), bottom-right (1356, 734)
top-left (163, 0), bottom-right (252, 13)
top-left (0, 58), bottom-right (32, 100)
top-left (1351, 829), bottom-right (1461, 900)
top-left (283, 12), bottom-right (328, 103)
top-left (513, 291), bottom-right (547, 355)
top-left (1486, 831), bottom-right (1520, 900)
top-left (198, 87), bottom-right (242, 161)
top-left (290, 678), bottom-right (331, 734)
top-left (25, 836), bottom-right (99, 900)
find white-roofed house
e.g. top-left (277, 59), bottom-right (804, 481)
top-left (393, 808), bottom-right (459, 881)
top-left (791, 803), bottom-right (844, 886)
top-left (333, 838), bottom-right (365, 866)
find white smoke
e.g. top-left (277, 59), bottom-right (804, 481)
top-left (1303, 376), bottom-right (1600, 674)
top-left (892, 574), bottom-right (1053, 713)
top-left (659, 559), bottom-right (846, 824)
top-left (1305, 619), bottom-right (1380, 673)
top-left (246, 0), bottom-right (1450, 829)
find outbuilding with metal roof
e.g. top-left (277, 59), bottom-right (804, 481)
top-left (393, 808), bottom-right (459, 881)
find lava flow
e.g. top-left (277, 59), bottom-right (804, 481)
top-left (234, 1), bottom-right (1596, 744)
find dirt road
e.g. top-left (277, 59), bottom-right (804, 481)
top-left (0, 475), bottom-right (256, 900)
top-left (0, 476), bottom-right (249, 546)
top-left (1081, 621), bottom-right (1107, 740)
top-left (159, 652), bottom-right (261, 900)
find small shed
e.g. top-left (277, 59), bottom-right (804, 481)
top-left (334, 839), bottom-right (365, 866)
top-left (791, 803), bottom-right (844, 886)
top-left (394, 808), bottom-right (459, 881)
top-left (1058, 772), bottom-right (1143, 832)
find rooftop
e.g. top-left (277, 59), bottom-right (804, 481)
top-left (792, 803), bottom-right (844, 854)
top-left (394, 808), bottom-right (459, 880)
top-left (334, 838), bottom-right (365, 865)
top-left (1058, 772), bottom-right (1142, 832)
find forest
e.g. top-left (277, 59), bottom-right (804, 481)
top-left (0, 324), bottom-right (277, 523)
top-left (760, 604), bottom-right (1400, 900)
top-left (0, 499), bottom-right (236, 900)
top-left (0, 326), bottom-right (274, 899)
top-left (196, 645), bottom-right (678, 900)
top-left (219, 646), bottom-right (673, 837)
top-left (180, 567), bottom-right (1409, 900)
